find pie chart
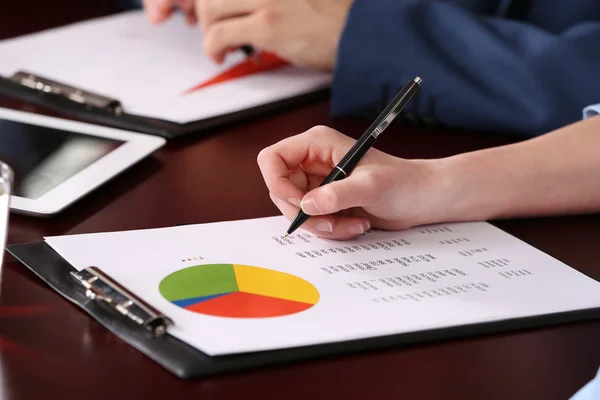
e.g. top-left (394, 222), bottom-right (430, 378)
top-left (159, 264), bottom-right (319, 318)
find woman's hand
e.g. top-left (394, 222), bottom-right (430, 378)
top-left (257, 125), bottom-right (444, 239)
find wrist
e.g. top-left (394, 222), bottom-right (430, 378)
top-left (386, 157), bottom-right (467, 227)
top-left (413, 158), bottom-right (476, 225)
top-left (427, 150), bottom-right (523, 224)
top-left (412, 154), bottom-right (498, 225)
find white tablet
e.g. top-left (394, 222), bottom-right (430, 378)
top-left (0, 107), bottom-right (166, 217)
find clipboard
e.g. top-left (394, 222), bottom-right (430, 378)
top-left (0, 70), bottom-right (329, 139)
top-left (7, 240), bottom-right (600, 379)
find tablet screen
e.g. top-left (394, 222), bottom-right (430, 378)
top-left (0, 119), bottom-right (125, 199)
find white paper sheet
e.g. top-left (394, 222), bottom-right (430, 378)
top-left (44, 216), bottom-right (600, 356)
top-left (0, 185), bottom-right (9, 277)
top-left (0, 11), bottom-right (331, 123)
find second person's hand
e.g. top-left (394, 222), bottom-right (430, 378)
top-left (142, 0), bottom-right (197, 25)
top-left (196, 0), bottom-right (354, 70)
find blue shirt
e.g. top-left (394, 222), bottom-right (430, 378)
top-left (333, 0), bottom-right (600, 137)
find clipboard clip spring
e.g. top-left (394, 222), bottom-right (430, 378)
top-left (10, 71), bottom-right (123, 115)
top-left (70, 267), bottom-right (173, 337)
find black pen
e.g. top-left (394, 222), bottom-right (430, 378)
top-left (241, 45), bottom-right (260, 64)
top-left (284, 76), bottom-right (422, 236)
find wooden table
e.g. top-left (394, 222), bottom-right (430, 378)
top-left (2, 2), bottom-right (600, 399)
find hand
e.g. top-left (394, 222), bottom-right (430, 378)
top-left (142, 0), bottom-right (196, 25)
top-left (257, 126), bottom-right (444, 240)
top-left (196, 0), bottom-right (354, 70)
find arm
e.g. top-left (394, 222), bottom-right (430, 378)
top-left (332, 0), bottom-right (600, 136)
top-left (257, 108), bottom-right (600, 239)
top-left (436, 111), bottom-right (600, 222)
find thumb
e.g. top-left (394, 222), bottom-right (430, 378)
top-left (300, 173), bottom-right (378, 215)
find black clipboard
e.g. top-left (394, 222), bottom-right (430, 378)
top-left (0, 71), bottom-right (329, 139)
top-left (7, 240), bottom-right (600, 379)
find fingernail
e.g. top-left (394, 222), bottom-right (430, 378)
top-left (364, 220), bottom-right (371, 231)
top-left (301, 196), bottom-right (321, 214)
top-left (287, 198), bottom-right (301, 208)
top-left (348, 223), bottom-right (364, 235)
top-left (315, 221), bottom-right (333, 232)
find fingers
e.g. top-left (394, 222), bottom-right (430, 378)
top-left (196, 0), bottom-right (265, 33)
top-left (202, 13), bottom-right (266, 62)
top-left (143, 0), bottom-right (196, 24)
top-left (142, 0), bottom-right (175, 24)
top-left (288, 168), bottom-right (309, 194)
top-left (176, 0), bottom-right (197, 24)
top-left (176, 0), bottom-right (194, 14)
top-left (257, 126), bottom-right (352, 209)
top-left (258, 126), bottom-right (379, 240)
top-left (270, 192), bottom-right (371, 240)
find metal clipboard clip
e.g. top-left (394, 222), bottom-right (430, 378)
top-left (9, 70), bottom-right (123, 115)
top-left (70, 267), bottom-right (173, 338)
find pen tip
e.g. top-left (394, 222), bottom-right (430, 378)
top-left (284, 233), bottom-right (289, 237)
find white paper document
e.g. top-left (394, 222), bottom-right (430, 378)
top-left (0, 11), bottom-right (331, 123)
top-left (45, 216), bottom-right (600, 356)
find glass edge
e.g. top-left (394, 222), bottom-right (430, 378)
top-left (0, 160), bottom-right (14, 187)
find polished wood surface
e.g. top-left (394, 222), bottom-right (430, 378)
top-left (2, 3), bottom-right (600, 399)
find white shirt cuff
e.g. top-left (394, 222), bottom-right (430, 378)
top-left (582, 103), bottom-right (600, 119)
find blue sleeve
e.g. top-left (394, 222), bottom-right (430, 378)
top-left (583, 103), bottom-right (600, 118)
top-left (332, 0), bottom-right (600, 137)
